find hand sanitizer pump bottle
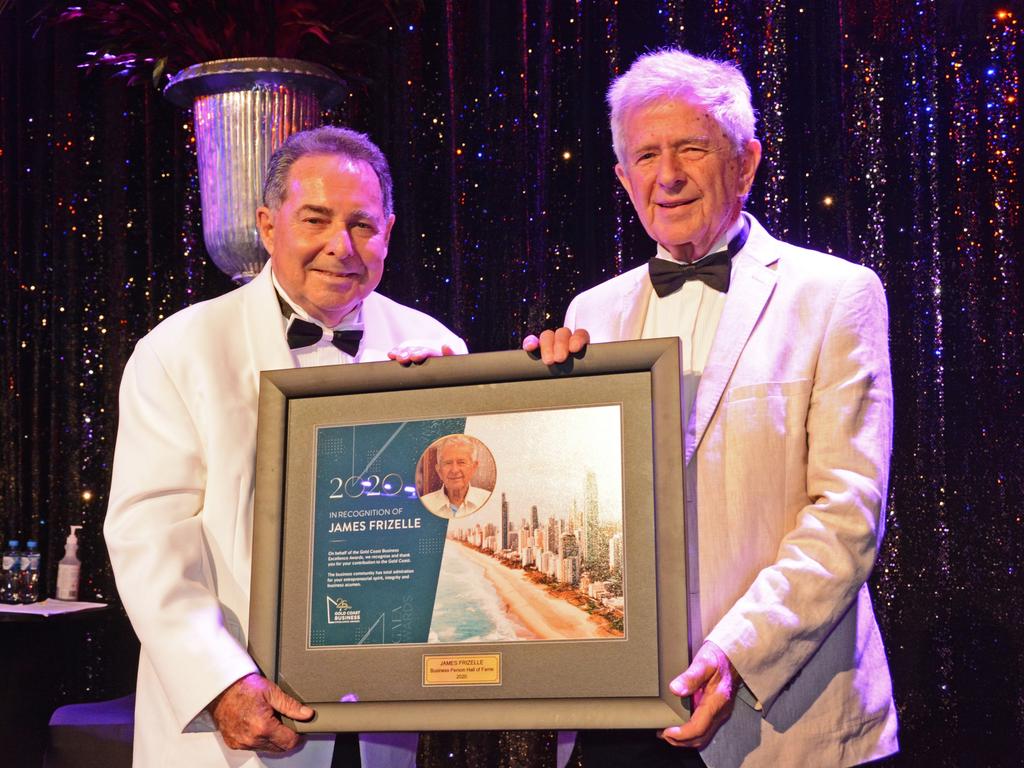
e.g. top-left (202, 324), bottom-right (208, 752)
top-left (55, 525), bottom-right (82, 601)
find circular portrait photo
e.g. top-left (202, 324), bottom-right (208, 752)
top-left (415, 434), bottom-right (497, 520)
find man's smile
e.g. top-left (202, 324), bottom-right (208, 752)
top-left (311, 267), bottom-right (362, 280)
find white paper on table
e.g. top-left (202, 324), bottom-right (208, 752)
top-left (0, 598), bottom-right (108, 617)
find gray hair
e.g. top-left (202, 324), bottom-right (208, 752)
top-left (607, 48), bottom-right (757, 166)
top-left (262, 126), bottom-right (394, 217)
top-left (435, 435), bottom-right (478, 466)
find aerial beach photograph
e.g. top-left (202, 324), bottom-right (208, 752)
top-left (426, 405), bottom-right (626, 644)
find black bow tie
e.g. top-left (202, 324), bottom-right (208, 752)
top-left (286, 317), bottom-right (363, 356)
top-left (647, 217), bottom-right (751, 298)
top-left (276, 288), bottom-right (364, 356)
top-left (649, 249), bottom-right (731, 296)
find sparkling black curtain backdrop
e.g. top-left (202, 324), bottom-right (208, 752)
top-left (2, 1), bottom-right (1022, 766)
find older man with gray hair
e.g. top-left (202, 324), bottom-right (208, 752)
top-left (419, 435), bottom-right (491, 519)
top-left (527, 49), bottom-right (898, 768)
top-left (105, 125), bottom-right (465, 768)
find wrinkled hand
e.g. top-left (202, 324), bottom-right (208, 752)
top-left (210, 673), bottom-right (314, 753)
top-left (387, 343), bottom-right (459, 365)
top-left (522, 327), bottom-right (590, 365)
top-left (659, 641), bottom-right (739, 750)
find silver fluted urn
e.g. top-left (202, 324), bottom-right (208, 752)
top-left (164, 58), bottom-right (345, 283)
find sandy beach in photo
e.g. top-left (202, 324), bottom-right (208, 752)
top-left (454, 542), bottom-right (620, 640)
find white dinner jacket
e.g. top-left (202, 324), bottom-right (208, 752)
top-left (565, 215), bottom-right (899, 768)
top-left (105, 263), bottom-right (466, 767)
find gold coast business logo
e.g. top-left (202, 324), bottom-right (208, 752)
top-left (326, 595), bottom-right (360, 625)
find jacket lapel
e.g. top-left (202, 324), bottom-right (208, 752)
top-left (357, 293), bottom-right (399, 361)
top-left (241, 263), bottom-right (296, 392)
top-left (686, 219), bottom-right (778, 463)
top-left (617, 268), bottom-right (652, 340)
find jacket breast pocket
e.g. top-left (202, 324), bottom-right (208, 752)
top-left (723, 379), bottom-right (813, 404)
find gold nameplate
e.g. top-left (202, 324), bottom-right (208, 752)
top-left (422, 654), bottom-right (502, 686)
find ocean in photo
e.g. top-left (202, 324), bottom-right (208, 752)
top-left (428, 541), bottom-right (533, 643)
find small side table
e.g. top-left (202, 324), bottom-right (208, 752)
top-left (0, 600), bottom-right (110, 767)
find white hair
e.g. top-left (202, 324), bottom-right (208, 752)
top-left (607, 48), bottom-right (757, 165)
top-left (435, 435), bottom-right (478, 466)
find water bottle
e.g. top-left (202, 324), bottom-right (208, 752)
top-left (23, 540), bottom-right (41, 603)
top-left (1, 539), bottom-right (22, 604)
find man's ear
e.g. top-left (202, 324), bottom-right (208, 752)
top-left (614, 163), bottom-right (642, 213)
top-left (738, 139), bottom-right (762, 197)
top-left (382, 213), bottom-right (396, 248)
top-left (256, 206), bottom-right (275, 254)
top-left (614, 163), bottom-right (633, 199)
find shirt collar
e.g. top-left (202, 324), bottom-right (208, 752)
top-left (442, 486), bottom-right (482, 514)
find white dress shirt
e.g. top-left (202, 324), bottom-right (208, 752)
top-left (641, 215), bottom-right (746, 423)
top-left (272, 270), bottom-right (365, 367)
top-left (420, 485), bottom-right (492, 519)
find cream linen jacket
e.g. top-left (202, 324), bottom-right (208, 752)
top-left (565, 215), bottom-right (898, 768)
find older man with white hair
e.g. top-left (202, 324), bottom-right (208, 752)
top-left (528, 49), bottom-right (898, 768)
top-left (419, 435), bottom-right (490, 519)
